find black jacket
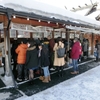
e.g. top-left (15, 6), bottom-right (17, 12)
top-left (25, 46), bottom-right (38, 69)
top-left (39, 48), bottom-right (50, 67)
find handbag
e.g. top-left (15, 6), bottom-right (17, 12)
top-left (57, 47), bottom-right (65, 58)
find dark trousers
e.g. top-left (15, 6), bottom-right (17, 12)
top-left (12, 60), bottom-right (17, 72)
top-left (96, 52), bottom-right (99, 61)
top-left (17, 64), bottom-right (24, 79)
top-left (83, 51), bottom-right (88, 57)
top-left (56, 66), bottom-right (64, 77)
top-left (24, 66), bottom-right (29, 79)
top-left (49, 51), bottom-right (54, 69)
top-left (12, 60), bottom-right (17, 79)
top-left (2, 57), bottom-right (5, 74)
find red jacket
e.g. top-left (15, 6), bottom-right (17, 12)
top-left (71, 41), bottom-right (81, 59)
top-left (15, 44), bottom-right (28, 64)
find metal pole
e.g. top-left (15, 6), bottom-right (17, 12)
top-left (6, 10), bottom-right (18, 88)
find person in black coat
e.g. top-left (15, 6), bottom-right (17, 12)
top-left (38, 43), bottom-right (51, 83)
top-left (25, 41), bottom-right (38, 81)
top-left (11, 40), bottom-right (18, 79)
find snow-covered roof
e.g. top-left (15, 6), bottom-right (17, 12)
top-left (0, 0), bottom-right (100, 29)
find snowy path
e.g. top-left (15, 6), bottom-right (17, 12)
top-left (16, 65), bottom-right (100, 100)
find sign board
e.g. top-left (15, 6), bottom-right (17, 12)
top-left (17, 30), bottom-right (30, 38)
top-left (75, 34), bottom-right (79, 38)
top-left (33, 32), bottom-right (43, 39)
top-left (54, 32), bottom-right (61, 38)
top-left (23, 31), bottom-right (30, 38)
top-left (70, 33), bottom-right (74, 38)
top-left (11, 23), bottom-right (37, 32)
top-left (10, 29), bottom-right (16, 38)
top-left (44, 32), bottom-right (51, 38)
top-left (62, 33), bottom-right (66, 38)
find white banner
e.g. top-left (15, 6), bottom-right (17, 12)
top-left (10, 29), bottom-right (16, 38)
top-left (17, 30), bottom-right (30, 38)
top-left (0, 23), bottom-right (3, 30)
top-left (62, 33), bottom-right (66, 38)
top-left (54, 32), bottom-right (61, 38)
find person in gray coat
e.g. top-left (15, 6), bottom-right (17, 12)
top-left (82, 39), bottom-right (89, 59)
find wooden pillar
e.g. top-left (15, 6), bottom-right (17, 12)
top-left (66, 29), bottom-right (69, 40)
top-left (52, 28), bottom-right (54, 39)
top-left (91, 33), bottom-right (94, 55)
top-left (4, 28), bottom-right (11, 76)
top-left (0, 30), bottom-right (1, 42)
top-left (66, 28), bottom-right (70, 63)
top-left (16, 30), bottom-right (18, 38)
top-left (30, 32), bottom-right (33, 39)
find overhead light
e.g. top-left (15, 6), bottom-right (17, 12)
top-left (48, 21), bottom-right (50, 24)
top-left (13, 15), bottom-right (16, 18)
top-left (38, 20), bottom-right (41, 22)
top-left (27, 17), bottom-right (29, 20)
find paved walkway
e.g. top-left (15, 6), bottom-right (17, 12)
top-left (0, 59), bottom-right (100, 100)
top-left (17, 65), bottom-right (100, 100)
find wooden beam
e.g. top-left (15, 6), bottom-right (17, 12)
top-left (11, 17), bottom-right (64, 28)
top-left (0, 15), bottom-right (64, 29)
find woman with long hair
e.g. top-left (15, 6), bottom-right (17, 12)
top-left (53, 37), bottom-right (65, 77)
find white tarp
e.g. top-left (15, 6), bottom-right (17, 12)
top-left (66, 25), bottom-right (100, 34)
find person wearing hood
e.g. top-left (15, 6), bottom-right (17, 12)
top-left (25, 40), bottom-right (38, 83)
top-left (15, 38), bottom-right (28, 81)
top-left (71, 37), bottom-right (81, 74)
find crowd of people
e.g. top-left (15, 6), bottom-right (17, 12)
top-left (10, 36), bottom-right (89, 84)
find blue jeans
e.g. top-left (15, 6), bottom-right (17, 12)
top-left (96, 52), bottom-right (99, 61)
top-left (72, 59), bottom-right (78, 72)
top-left (42, 66), bottom-right (50, 77)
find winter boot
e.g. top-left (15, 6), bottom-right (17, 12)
top-left (42, 77), bottom-right (49, 83)
top-left (39, 76), bottom-right (44, 81)
top-left (60, 66), bottom-right (64, 77)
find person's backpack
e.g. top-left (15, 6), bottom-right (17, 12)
top-left (57, 47), bottom-right (65, 58)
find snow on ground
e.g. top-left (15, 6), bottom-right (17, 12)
top-left (16, 65), bottom-right (100, 100)
top-left (0, 92), bottom-right (11, 100)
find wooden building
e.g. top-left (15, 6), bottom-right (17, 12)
top-left (0, 1), bottom-right (100, 87)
